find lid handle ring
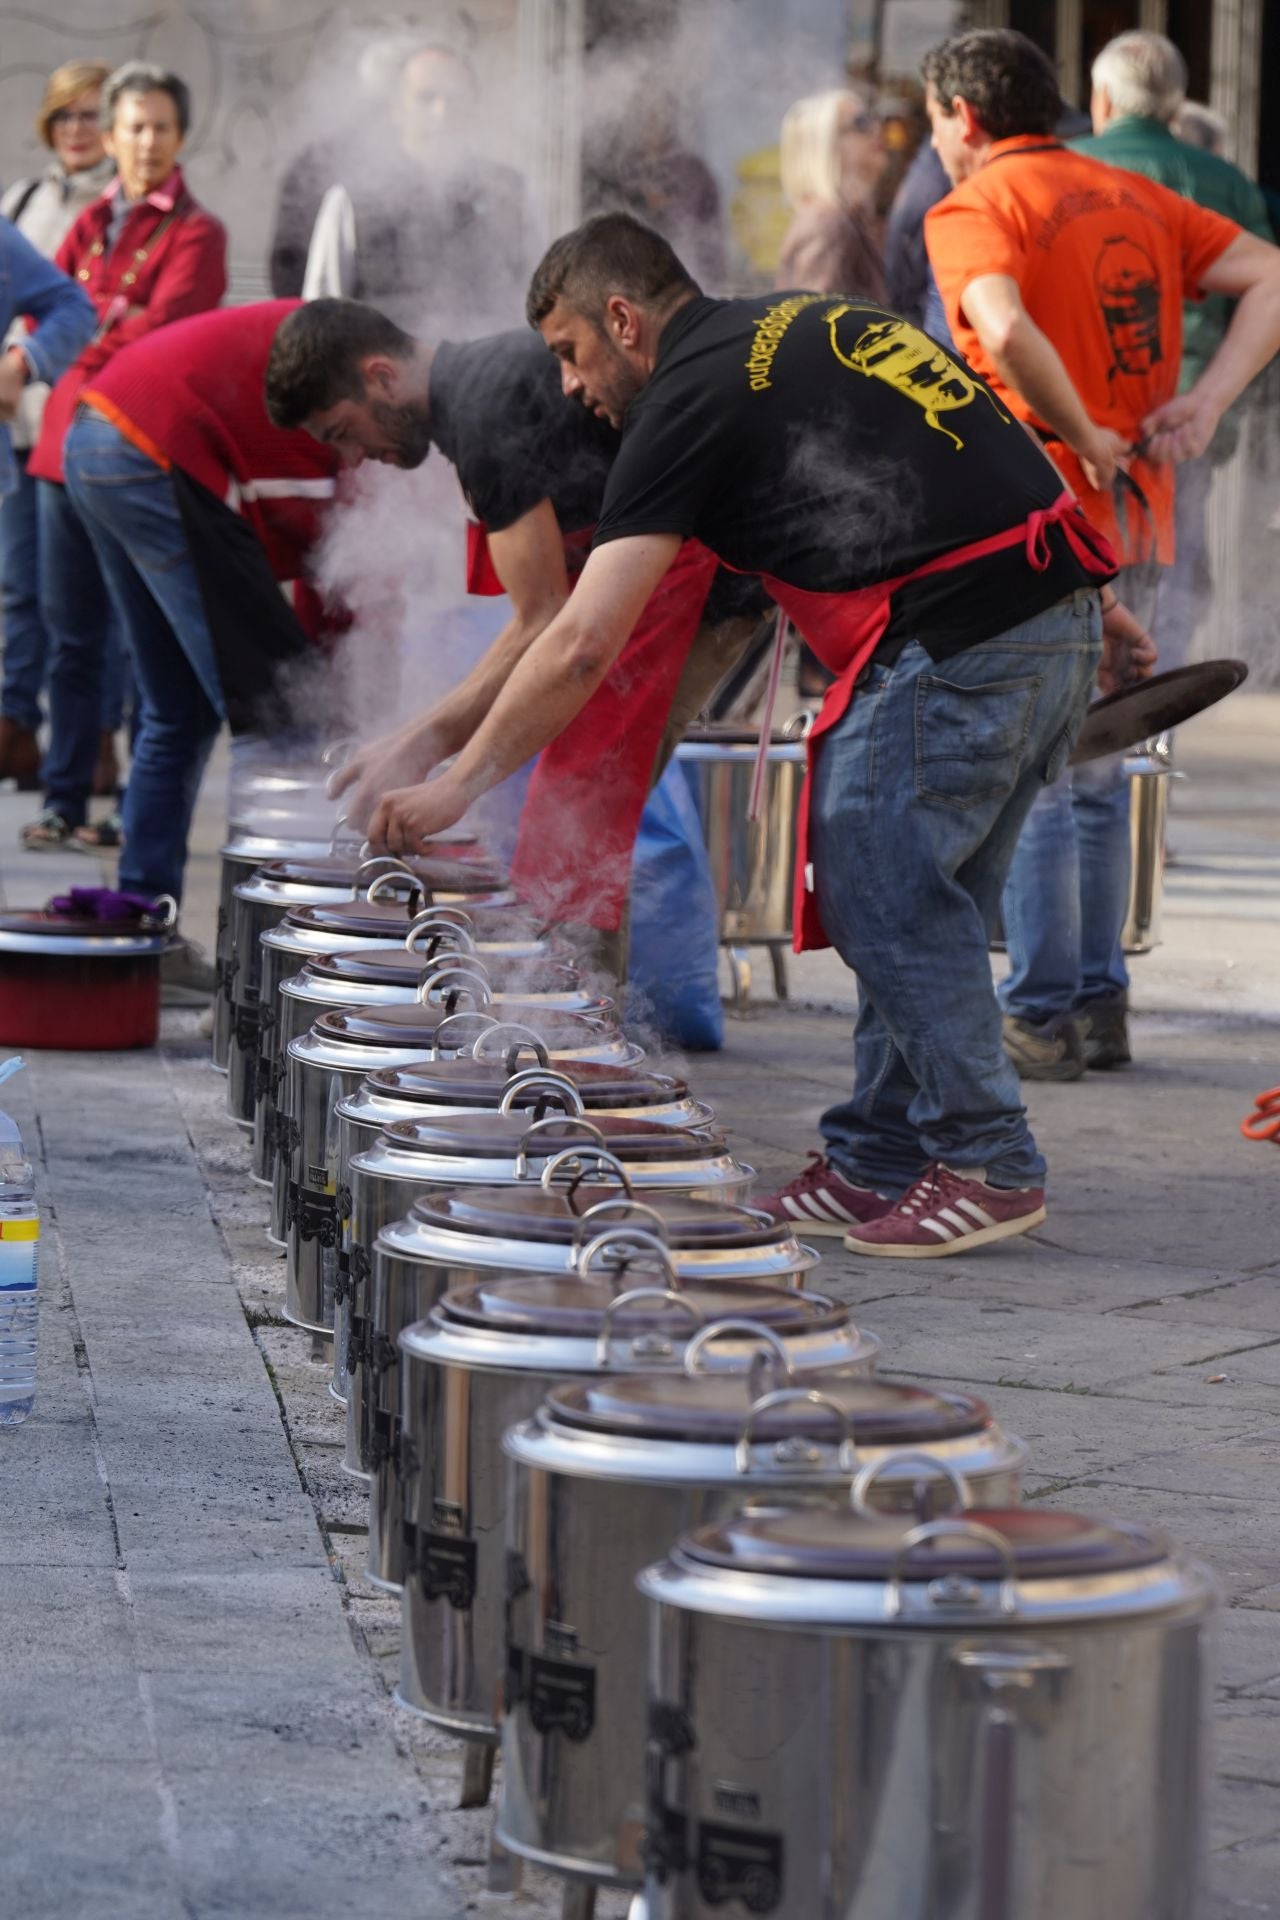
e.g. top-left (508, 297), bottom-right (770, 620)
top-left (471, 1022), bottom-right (550, 1070)
top-left (683, 1318), bottom-right (795, 1388)
top-left (404, 912), bottom-right (478, 956)
top-left (577, 1227), bottom-right (679, 1290)
top-left (516, 1115), bottom-right (606, 1179)
top-left (573, 1196), bottom-right (669, 1245)
top-left (354, 856), bottom-right (419, 895)
top-left (367, 870), bottom-right (427, 916)
top-left (594, 1285), bottom-right (701, 1366)
top-left (329, 812), bottom-right (360, 854)
top-left (735, 1387), bottom-right (858, 1476)
top-left (145, 892), bottom-right (180, 932)
top-left (886, 1518), bottom-right (1019, 1620)
top-left (429, 1010), bottom-right (498, 1058)
top-left (538, 1144), bottom-right (632, 1201)
top-left (417, 964), bottom-right (494, 1009)
top-left (850, 1449), bottom-right (972, 1521)
top-left (498, 1068), bottom-right (586, 1117)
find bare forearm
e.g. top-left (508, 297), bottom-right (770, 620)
top-left (991, 320), bottom-right (1097, 456)
top-left (449, 607), bottom-right (614, 803)
top-left (1193, 276), bottom-right (1280, 418)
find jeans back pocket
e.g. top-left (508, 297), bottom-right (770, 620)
top-left (914, 670), bottom-right (1041, 810)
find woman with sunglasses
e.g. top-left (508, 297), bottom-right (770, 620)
top-left (775, 87), bottom-right (890, 300)
top-left (0, 60), bottom-right (119, 794)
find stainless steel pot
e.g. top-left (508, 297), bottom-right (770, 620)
top-left (639, 1504), bottom-right (1213, 1919)
top-left (253, 904), bottom-right (551, 1193)
top-left (497, 1385), bottom-right (1026, 1892)
top-left (675, 725), bottom-right (807, 1004)
top-left (1123, 739), bottom-right (1180, 955)
top-left (283, 1014), bottom-right (641, 1330)
top-left (353, 1131), bottom-right (755, 1591)
top-left (213, 834), bottom-right (330, 1070)
top-left (225, 857), bottom-right (510, 1128)
top-left (329, 1060), bottom-right (717, 1403)
top-left (395, 1266), bottom-right (880, 1751)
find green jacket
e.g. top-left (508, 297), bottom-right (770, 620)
top-left (1072, 116), bottom-right (1272, 412)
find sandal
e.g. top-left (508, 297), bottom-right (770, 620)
top-left (21, 808), bottom-right (75, 851)
top-left (73, 811), bottom-right (124, 852)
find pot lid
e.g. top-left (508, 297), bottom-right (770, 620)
top-left (308, 948), bottom-right (572, 991)
top-left (377, 1113), bottom-right (723, 1163)
top-left (440, 1274), bottom-right (840, 1339)
top-left (370, 1060), bottom-right (691, 1109)
top-left (256, 845), bottom-right (495, 889)
top-left (680, 1506), bottom-right (1170, 1583)
top-left (287, 898), bottom-right (527, 939)
top-left (0, 910), bottom-right (174, 957)
top-left (408, 1186), bottom-right (789, 1248)
top-left (220, 834), bottom-right (330, 865)
top-left (544, 1375), bottom-right (987, 1446)
top-left (315, 1005), bottom-right (608, 1047)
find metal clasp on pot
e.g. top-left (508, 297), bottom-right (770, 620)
top-left (851, 1449), bottom-right (973, 1523)
top-left (498, 1067), bottom-right (586, 1119)
top-left (735, 1387), bottom-right (859, 1475)
top-left (428, 1010), bottom-right (499, 1059)
top-left (683, 1318), bottom-right (795, 1397)
top-left (885, 1517), bottom-right (1020, 1620)
top-left (594, 1285), bottom-right (701, 1366)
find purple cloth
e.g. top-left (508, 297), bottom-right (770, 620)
top-left (47, 887), bottom-right (169, 925)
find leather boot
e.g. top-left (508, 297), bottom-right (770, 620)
top-left (0, 717), bottom-right (42, 790)
top-left (91, 729), bottom-right (121, 797)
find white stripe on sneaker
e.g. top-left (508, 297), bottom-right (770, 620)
top-left (935, 1207), bottom-right (972, 1234)
top-left (919, 1217), bottom-right (956, 1241)
top-left (955, 1197), bottom-right (999, 1229)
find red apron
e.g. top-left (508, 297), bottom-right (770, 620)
top-left (774, 490), bottom-right (1116, 953)
top-left (465, 520), bottom-right (719, 932)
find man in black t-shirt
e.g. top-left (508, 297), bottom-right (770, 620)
top-left (344, 215), bottom-right (1157, 1258)
top-left (265, 299), bottom-right (727, 949)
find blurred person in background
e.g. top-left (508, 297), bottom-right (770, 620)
top-left (924, 27), bottom-right (1280, 1078)
top-left (0, 60), bottom-right (119, 794)
top-left (775, 86), bottom-right (888, 299)
top-left (1074, 31), bottom-right (1274, 673)
top-left (268, 35), bottom-right (406, 297)
top-left (22, 60), bottom-right (226, 855)
top-left (583, 88), bottom-right (726, 292)
top-left (1171, 102), bottom-right (1228, 154)
top-left (299, 43), bottom-right (526, 333)
top-left (59, 301), bottom-right (341, 997)
top-left (884, 135), bottom-right (953, 340)
top-left (0, 221), bottom-right (95, 485)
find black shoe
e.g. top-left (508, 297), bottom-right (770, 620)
top-left (1078, 994), bottom-right (1131, 1070)
top-left (1002, 1012), bottom-right (1086, 1082)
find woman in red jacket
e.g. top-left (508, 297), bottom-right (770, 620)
top-left (23, 59), bottom-right (226, 854)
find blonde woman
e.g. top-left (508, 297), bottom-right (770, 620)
top-left (0, 59), bottom-right (115, 789)
top-left (776, 88), bottom-right (888, 299)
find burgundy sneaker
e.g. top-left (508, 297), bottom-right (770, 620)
top-left (754, 1152), bottom-right (892, 1237)
top-left (843, 1163), bottom-right (1046, 1258)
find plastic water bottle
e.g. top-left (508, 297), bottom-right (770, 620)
top-left (0, 1059), bottom-right (38, 1427)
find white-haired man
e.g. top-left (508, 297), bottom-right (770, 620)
top-left (1076, 30), bottom-right (1274, 674)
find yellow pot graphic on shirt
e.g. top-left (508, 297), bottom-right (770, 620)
top-left (825, 305), bottom-right (1010, 449)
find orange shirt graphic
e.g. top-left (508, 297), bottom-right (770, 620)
top-left (925, 136), bottom-right (1240, 562)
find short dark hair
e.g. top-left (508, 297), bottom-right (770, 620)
top-left (922, 29), bottom-right (1062, 140)
top-left (264, 299), bottom-right (417, 428)
top-left (526, 212), bottom-right (699, 329)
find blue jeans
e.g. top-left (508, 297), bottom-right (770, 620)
top-left (812, 590), bottom-right (1101, 1193)
top-left (998, 561), bottom-right (1161, 1024)
top-left (1, 458), bottom-right (132, 745)
top-left (62, 411), bottom-right (224, 903)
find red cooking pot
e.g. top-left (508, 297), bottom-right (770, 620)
top-left (0, 902), bottom-right (178, 1050)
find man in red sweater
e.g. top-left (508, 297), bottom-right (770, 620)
top-left (62, 300), bottom-right (340, 984)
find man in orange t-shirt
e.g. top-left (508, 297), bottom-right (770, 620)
top-left (921, 27), bottom-right (1280, 1077)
